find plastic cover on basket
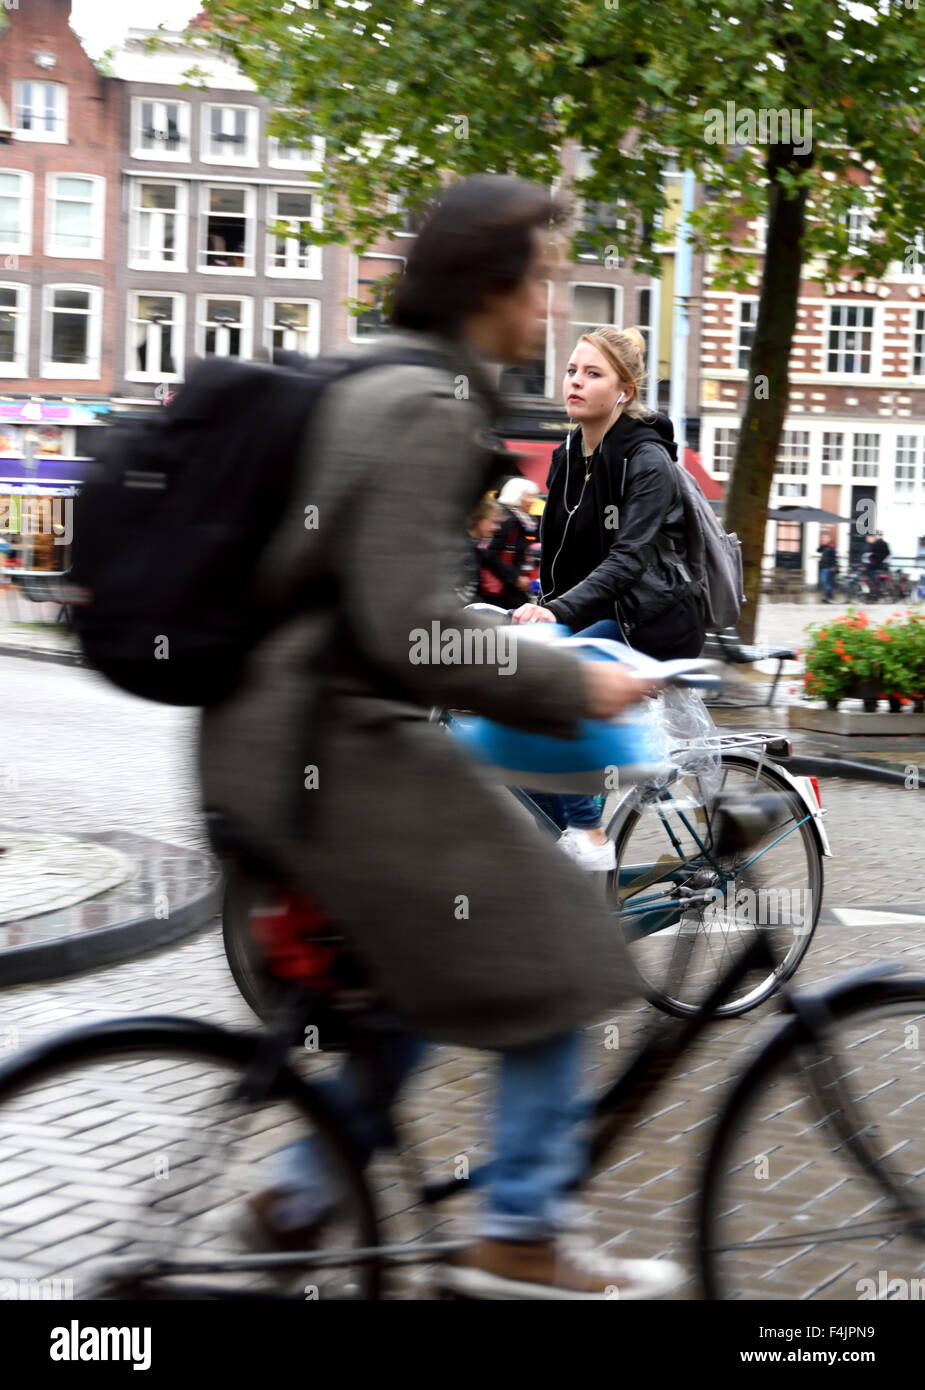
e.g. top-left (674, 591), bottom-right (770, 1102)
top-left (636, 685), bottom-right (724, 808)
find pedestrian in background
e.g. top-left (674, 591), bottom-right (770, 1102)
top-left (477, 478), bottom-right (539, 609)
top-left (817, 534), bottom-right (837, 603)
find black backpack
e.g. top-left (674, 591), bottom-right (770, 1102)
top-left (69, 348), bottom-right (444, 706)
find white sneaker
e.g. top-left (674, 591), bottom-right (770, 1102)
top-left (441, 1235), bottom-right (686, 1300)
top-left (556, 826), bottom-right (616, 871)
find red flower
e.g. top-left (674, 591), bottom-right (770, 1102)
top-left (841, 654), bottom-right (853, 662)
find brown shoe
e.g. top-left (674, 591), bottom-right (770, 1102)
top-left (441, 1237), bottom-right (685, 1301)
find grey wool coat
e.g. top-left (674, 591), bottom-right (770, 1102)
top-left (198, 328), bottom-right (639, 1049)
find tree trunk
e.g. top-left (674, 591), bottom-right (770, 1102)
top-left (724, 144), bottom-right (813, 642)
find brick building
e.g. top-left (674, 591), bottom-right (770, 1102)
top-left (700, 205), bottom-right (925, 574)
top-left (0, 0), bottom-right (122, 572)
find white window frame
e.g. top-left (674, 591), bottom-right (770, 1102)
top-left (0, 282), bottom-right (30, 376)
top-left (199, 184), bottom-right (256, 275)
top-left (13, 80), bottom-right (67, 143)
top-left (711, 427), bottom-right (739, 475)
top-left (201, 104), bottom-right (259, 167)
top-left (0, 169), bottom-right (33, 256)
top-left (195, 294), bottom-right (253, 360)
top-left (348, 252), bottom-right (406, 342)
top-left (851, 432), bottom-right (880, 478)
top-left (265, 187), bottom-right (322, 278)
top-left (825, 302), bottom-right (880, 379)
top-left (41, 284), bottom-right (102, 380)
top-left (893, 436), bottom-right (918, 495)
top-left (45, 174), bottom-right (105, 259)
top-left (775, 429), bottom-right (810, 477)
top-left (568, 281), bottom-right (623, 335)
top-left (264, 298), bottom-right (321, 358)
top-left (736, 298), bottom-right (758, 371)
top-left (267, 132), bottom-right (324, 173)
top-left (131, 98), bottom-right (191, 162)
top-left (821, 431), bottom-right (844, 478)
top-left (125, 292), bottom-right (185, 383)
top-left (910, 308), bottom-right (925, 379)
top-left (128, 179), bottom-right (188, 273)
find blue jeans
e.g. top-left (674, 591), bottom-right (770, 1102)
top-left (820, 567), bottom-right (835, 599)
top-left (275, 1029), bottom-right (590, 1240)
top-left (523, 618), bottom-right (627, 833)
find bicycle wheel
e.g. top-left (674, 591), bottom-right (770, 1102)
top-left (0, 1019), bottom-right (380, 1300)
top-left (700, 977), bottom-right (925, 1300)
top-left (610, 754), bottom-right (822, 1017)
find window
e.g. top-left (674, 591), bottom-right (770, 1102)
top-left (196, 296), bottom-right (252, 359)
top-left (46, 176), bottom-right (104, 258)
top-left (0, 171), bottom-right (32, 255)
top-left (776, 430), bottom-right (810, 476)
top-left (200, 186), bottom-right (255, 273)
top-left (821, 432), bottom-right (844, 477)
top-left (570, 283), bottom-right (622, 334)
top-left (14, 81), bottom-right (66, 142)
top-left (266, 189), bottom-right (321, 277)
top-left (712, 428), bottom-right (738, 473)
top-left (842, 204), bottom-right (872, 251)
top-left (852, 433), bottom-right (880, 477)
top-left (913, 309), bottom-right (925, 376)
top-left (268, 133), bottom-right (324, 171)
top-left (266, 300), bottom-right (320, 358)
top-left (352, 254), bottom-right (405, 339)
top-left (827, 305), bottom-right (874, 374)
top-left (576, 202), bottom-right (626, 263)
top-left (500, 280), bottom-right (551, 397)
top-left (131, 99), bottom-right (191, 161)
top-left (126, 294), bottom-right (183, 380)
top-left (895, 436), bottom-right (918, 494)
top-left (129, 181), bottom-right (187, 271)
top-left (42, 286), bottom-right (102, 378)
top-left (202, 105), bottom-right (258, 165)
top-left (0, 284), bottom-right (29, 374)
top-left (573, 149), bottom-right (626, 262)
top-left (737, 300), bottom-right (757, 370)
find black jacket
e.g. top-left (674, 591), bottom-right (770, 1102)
top-left (539, 412), bottom-right (694, 633)
top-left (480, 506), bottom-right (533, 608)
top-left (869, 538), bottom-right (890, 567)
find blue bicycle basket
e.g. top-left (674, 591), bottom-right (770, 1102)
top-left (448, 637), bottom-right (670, 792)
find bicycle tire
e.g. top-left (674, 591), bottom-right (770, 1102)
top-left (699, 975), bottom-right (925, 1300)
top-left (610, 753), bottom-right (823, 1018)
top-left (222, 869), bottom-right (290, 1021)
top-left (0, 1017), bottom-right (382, 1300)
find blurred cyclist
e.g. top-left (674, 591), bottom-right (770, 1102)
top-left (199, 176), bottom-right (683, 1299)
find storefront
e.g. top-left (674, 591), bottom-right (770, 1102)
top-left (0, 400), bottom-right (109, 576)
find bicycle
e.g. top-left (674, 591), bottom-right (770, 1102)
top-left (2, 911), bottom-right (924, 1300)
top-left (223, 681), bottom-right (827, 1023)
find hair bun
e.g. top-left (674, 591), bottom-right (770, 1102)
top-left (620, 326), bottom-right (646, 355)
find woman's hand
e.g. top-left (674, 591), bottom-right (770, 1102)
top-left (511, 603), bottom-right (558, 624)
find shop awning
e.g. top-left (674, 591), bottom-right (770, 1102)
top-left (501, 440), bottom-right (726, 500)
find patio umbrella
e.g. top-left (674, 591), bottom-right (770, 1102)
top-left (766, 506), bottom-right (852, 523)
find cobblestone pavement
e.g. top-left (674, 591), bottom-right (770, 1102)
top-left (1, 654), bottom-right (924, 1299)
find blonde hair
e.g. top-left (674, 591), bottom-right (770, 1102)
top-left (497, 478), bottom-right (539, 508)
top-left (575, 326), bottom-right (656, 422)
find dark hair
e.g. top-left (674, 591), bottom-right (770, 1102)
top-left (390, 175), bottom-right (565, 336)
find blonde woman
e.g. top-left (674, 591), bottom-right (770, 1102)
top-left (513, 326), bottom-right (704, 868)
